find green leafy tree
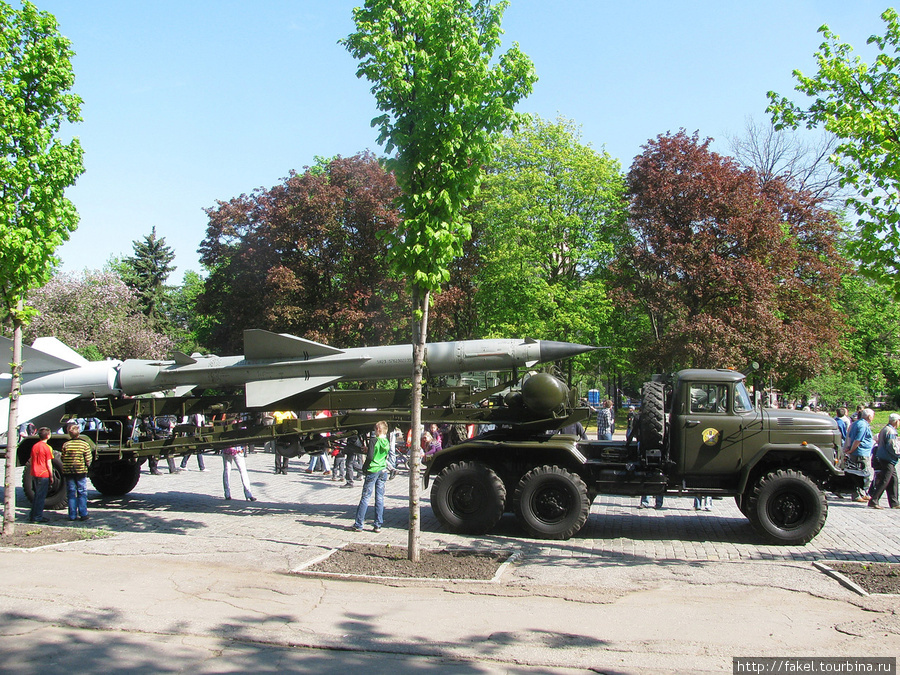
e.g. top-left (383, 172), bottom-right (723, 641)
top-left (767, 8), bottom-right (900, 294)
top-left (166, 270), bottom-right (213, 354)
top-left (343, 0), bottom-right (535, 560)
top-left (0, 1), bottom-right (84, 535)
top-left (836, 271), bottom-right (900, 398)
top-left (471, 114), bottom-right (626, 384)
top-left (119, 226), bottom-right (176, 330)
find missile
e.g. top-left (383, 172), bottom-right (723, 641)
top-left (1, 330), bottom-right (597, 433)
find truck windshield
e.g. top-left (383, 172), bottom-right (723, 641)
top-left (734, 381), bottom-right (753, 412)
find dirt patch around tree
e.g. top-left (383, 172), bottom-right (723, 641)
top-left (300, 543), bottom-right (513, 581)
top-left (827, 562), bottom-right (900, 595)
top-left (0, 523), bottom-right (112, 549)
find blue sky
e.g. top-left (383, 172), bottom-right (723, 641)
top-left (26, 0), bottom-right (888, 282)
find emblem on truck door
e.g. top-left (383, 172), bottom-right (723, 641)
top-left (701, 428), bottom-right (721, 446)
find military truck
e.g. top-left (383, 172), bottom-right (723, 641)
top-left (425, 368), bottom-right (857, 545)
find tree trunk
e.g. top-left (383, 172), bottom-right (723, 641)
top-left (407, 284), bottom-right (429, 563)
top-left (3, 309), bottom-right (24, 536)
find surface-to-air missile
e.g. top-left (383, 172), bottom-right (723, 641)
top-left (1, 330), bottom-right (597, 433)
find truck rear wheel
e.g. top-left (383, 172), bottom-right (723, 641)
top-left (640, 381), bottom-right (666, 452)
top-left (747, 469), bottom-right (827, 545)
top-left (22, 457), bottom-right (66, 510)
top-left (431, 461), bottom-right (506, 534)
top-left (90, 459), bottom-right (142, 497)
top-left (514, 465), bottom-right (590, 540)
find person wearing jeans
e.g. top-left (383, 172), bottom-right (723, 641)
top-left (350, 421), bottom-right (390, 532)
top-left (222, 445), bottom-right (256, 501)
top-left (29, 427), bottom-right (54, 523)
top-left (60, 423), bottom-right (92, 521)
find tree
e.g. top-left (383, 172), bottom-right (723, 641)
top-left (165, 270), bottom-right (213, 354)
top-left (1, 1), bottom-right (84, 535)
top-left (727, 116), bottom-right (844, 207)
top-left (614, 130), bottom-right (846, 386)
top-left (343, 0), bottom-right (535, 560)
top-left (119, 226), bottom-right (176, 329)
top-left (836, 271), bottom-right (900, 398)
top-left (767, 8), bottom-right (900, 295)
top-left (198, 153), bottom-right (404, 354)
top-left (471, 114), bottom-right (626, 381)
top-left (22, 270), bottom-right (173, 360)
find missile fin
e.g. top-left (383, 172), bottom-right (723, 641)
top-left (243, 329), bottom-right (343, 361)
top-left (245, 376), bottom-right (341, 408)
top-left (0, 392), bottom-right (80, 435)
top-left (171, 352), bottom-right (197, 366)
top-left (0, 336), bottom-right (88, 373)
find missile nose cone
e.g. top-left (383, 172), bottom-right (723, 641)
top-left (538, 340), bottom-right (598, 363)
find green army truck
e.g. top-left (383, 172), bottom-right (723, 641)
top-left (425, 368), bottom-right (858, 545)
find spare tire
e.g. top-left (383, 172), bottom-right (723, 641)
top-left (640, 380), bottom-right (666, 452)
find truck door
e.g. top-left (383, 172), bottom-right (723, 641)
top-left (679, 382), bottom-right (745, 486)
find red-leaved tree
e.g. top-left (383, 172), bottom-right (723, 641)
top-left (614, 130), bottom-right (846, 385)
top-left (198, 153), bottom-right (404, 353)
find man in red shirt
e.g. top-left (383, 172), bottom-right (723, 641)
top-left (29, 427), bottom-right (54, 523)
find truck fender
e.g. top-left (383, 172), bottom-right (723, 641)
top-left (737, 443), bottom-right (841, 494)
top-left (423, 435), bottom-right (587, 488)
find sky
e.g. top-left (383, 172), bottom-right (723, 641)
top-left (21, 0), bottom-right (891, 283)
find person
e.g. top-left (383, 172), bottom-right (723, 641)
top-left (180, 413), bottom-right (208, 471)
top-left (834, 407), bottom-right (851, 450)
top-left (340, 433), bottom-right (365, 488)
top-left (60, 422), bottom-right (93, 522)
top-left (557, 421), bottom-right (587, 440)
top-left (869, 413), bottom-right (900, 509)
top-left (639, 494), bottom-right (664, 510)
top-left (428, 423), bottom-right (443, 454)
top-left (28, 427), bottom-right (54, 523)
top-left (625, 406), bottom-right (637, 438)
top-left (845, 408), bottom-right (876, 502)
top-left (349, 420), bottom-right (390, 533)
top-left (222, 443), bottom-right (257, 501)
top-left (272, 410), bottom-right (296, 474)
top-left (693, 496), bottom-right (712, 511)
top-left (597, 399), bottom-right (615, 441)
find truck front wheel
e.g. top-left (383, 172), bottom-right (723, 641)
top-left (514, 466), bottom-right (590, 540)
top-left (430, 461), bottom-right (506, 534)
top-left (747, 469), bottom-right (827, 545)
top-left (22, 457), bottom-right (66, 510)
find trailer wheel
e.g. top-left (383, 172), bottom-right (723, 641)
top-left (21, 457), bottom-right (67, 510)
top-left (746, 469), bottom-right (827, 545)
top-left (431, 461), bottom-right (506, 534)
top-left (90, 459), bottom-right (142, 497)
top-left (640, 381), bottom-right (666, 452)
top-left (514, 465), bottom-right (590, 540)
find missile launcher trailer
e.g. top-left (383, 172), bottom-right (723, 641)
top-left (15, 366), bottom-right (859, 546)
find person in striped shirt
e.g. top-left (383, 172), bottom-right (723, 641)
top-left (60, 422), bottom-right (93, 522)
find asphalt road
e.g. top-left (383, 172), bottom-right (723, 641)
top-left (2, 449), bottom-right (899, 674)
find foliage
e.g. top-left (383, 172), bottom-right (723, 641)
top-left (165, 270), bottom-right (213, 354)
top-left (0, 0), bottom-right (84, 320)
top-left (198, 153), bottom-right (404, 354)
top-left (614, 130), bottom-right (846, 386)
top-left (767, 8), bottom-right (900, 295)
top-left (342, 0), bottom-right (536, 295)
top-left (836, 271), bottom-right (900, 396)
top-left (20, 270), bottom-right (172, 359)
top-left (119, 226), bottom-right (176, 329)
top-left (470, 114), bottom-right (626, 380)
top-left (789, 368), bottom-right (868, 411)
